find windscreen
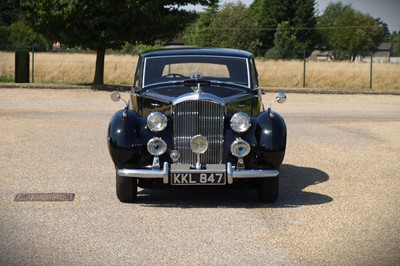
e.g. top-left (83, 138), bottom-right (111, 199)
top-left (143, 56), bottom-right (249, 87)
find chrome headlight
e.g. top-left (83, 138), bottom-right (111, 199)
top-left (147, 112), bottom-right (167, 132)
top-left (147, 138), bottom-right (167, 156)
top-left (231, 138), bottom-right (250, 158)
top-left (190, 135), bottom-right (208, 154)
top-left (230, 112), bottom-right (251, 133)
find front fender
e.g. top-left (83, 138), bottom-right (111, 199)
top-left (254, 110), bottom-right (287, 169)
top-left (107, 109), bottom-right (149, 168)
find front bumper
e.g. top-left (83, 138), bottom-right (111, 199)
top-left (117, 162), bottom-right (279, 185)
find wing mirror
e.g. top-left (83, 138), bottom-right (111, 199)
top-left (110, 91), bottom-right (128, 107)
top-left (268, 92), bottom-right (287, 110)
top-left (266, 92), bottom-right (286, 120)
top-left (276, 92), bottom-right (287, 104)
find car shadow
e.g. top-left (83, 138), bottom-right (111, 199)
top-left (276, 164), bottom-right (333, 208)
top-left (136, 164), bottom-right (332, 208)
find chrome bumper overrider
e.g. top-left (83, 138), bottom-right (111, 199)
top-left (117, 162), bottom-right (279, 184)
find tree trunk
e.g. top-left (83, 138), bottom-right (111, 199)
top-left (93, 48), bottom-right (106, 85)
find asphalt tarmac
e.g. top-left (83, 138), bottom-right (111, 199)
top-left (0, 89), bottom-right (399, 265)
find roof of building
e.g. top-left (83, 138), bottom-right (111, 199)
top-left (377, 43), bottom-right (393, 51)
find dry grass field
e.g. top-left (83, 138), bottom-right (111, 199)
top-left (0, 52), bottom-right (136, 85)
top-left (257, 59), bottom-right (400, 90)
top-left (1, 51), bottom-right (399, 90)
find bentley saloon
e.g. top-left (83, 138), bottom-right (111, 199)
top-left (107, 48), bottom-right (287, 203)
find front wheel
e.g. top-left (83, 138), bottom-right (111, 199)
top-left (257, 175), bottom-right (279, 203)
top-left (116, 173), bottom-right (138, 203)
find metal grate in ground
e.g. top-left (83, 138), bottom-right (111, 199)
top-left (14, 193), bottom-right (75, 202)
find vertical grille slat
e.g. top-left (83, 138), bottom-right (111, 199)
top-left (173, 100), bottom-right (224, 165)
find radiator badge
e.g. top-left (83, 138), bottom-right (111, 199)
top-left (170, 150), bottom-right (180, 162)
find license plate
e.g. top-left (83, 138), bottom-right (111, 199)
top-left (171, 172), bottom-right (226, 185)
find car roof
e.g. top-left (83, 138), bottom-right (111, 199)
top-left (140, 47), bottom-right (253, 59)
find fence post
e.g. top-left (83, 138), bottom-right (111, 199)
top-left (370, 51), bottom-right (373, 90)
top-left (303, 50), bottom-right (306, 88)
top-left (31, 47), bottom-right (35, 83)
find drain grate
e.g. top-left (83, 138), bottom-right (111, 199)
top-left (14, 193), bottom-right (75, 202)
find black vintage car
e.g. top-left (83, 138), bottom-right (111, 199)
top-left (107, 48), bottom-right (287, 203)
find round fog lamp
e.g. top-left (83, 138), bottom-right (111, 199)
top-left (190, 135), bottom-right (208, 154)
top-left (231, 139), bottom-right (250, 158)
top-left (230, 112), bottom-right (251, 133)
top-left (147, 138), bottom-right (167, 156)
top-left (147, 112), bottom-right (167, 132)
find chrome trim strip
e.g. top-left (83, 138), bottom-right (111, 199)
top-left (227, 162), bottom-right (279, 184)
top-left (172, 92), bottom-right (225, 106)
top-left (170, 169), bottom-right (226, 174)
top-left (163, 162), bottom-right (169, 184)
top-left (117, 162), bottom-right (169, 184)
top-left (231, 169), bottom-right (279, 178)
top-left (227, 162), bottom-right (234, 184)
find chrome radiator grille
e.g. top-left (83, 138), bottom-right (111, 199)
top-left (173, 100), bottom-right (224, 165)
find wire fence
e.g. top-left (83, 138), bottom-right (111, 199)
top-left (1, 47), bottom-right (399, 90)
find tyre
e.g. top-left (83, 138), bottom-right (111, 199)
top-left (116, 173), bottom-right (138, 203)
top-left (257, 175), bottom-right (279, 203)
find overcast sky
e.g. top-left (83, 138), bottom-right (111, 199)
top-left (187, 0), bottom-right (400, 32)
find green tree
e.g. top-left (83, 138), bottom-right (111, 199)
top-left (250, 0), bottom-right (317, 55)
top-left (20, 0), bottom-right (217, 85)
top-left (250, 0), bottom-right (289, 52)
top-left (185, 3), bottom-right (261, 53)
top-left (291, 0), bottom-right (317, 53)
top-left (0, 21), bottom-right (48, 50)
top-left (0, 25), bottom-right (10, 49)
top-left (389, 31), bottom-right (400, 57)
top-left (7, 21), bottom-right (47, 49)
top-left (0, 0), bottom-right (20, 26)
top-left (376, 18), bottom-right (390, 41)
top-left (184, 4), bottom-right (219, 47)
top-left (330, 9), bottom-right (386, 60)
top-left (265, 21), bottom-right (298, 59)
top-left (0, 0), bottom-right (48, 50)
top-left (316, 2), bottom-right (353, 47)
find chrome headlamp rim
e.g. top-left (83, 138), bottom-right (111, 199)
top-left (147, 112), bottom-right (168, 132)
top-left (230, 138), bottom-right (251, 158)
top-left (147, 137), bottom-right (167, 156)
top-left (230, 112), bottom-right (251, 133)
